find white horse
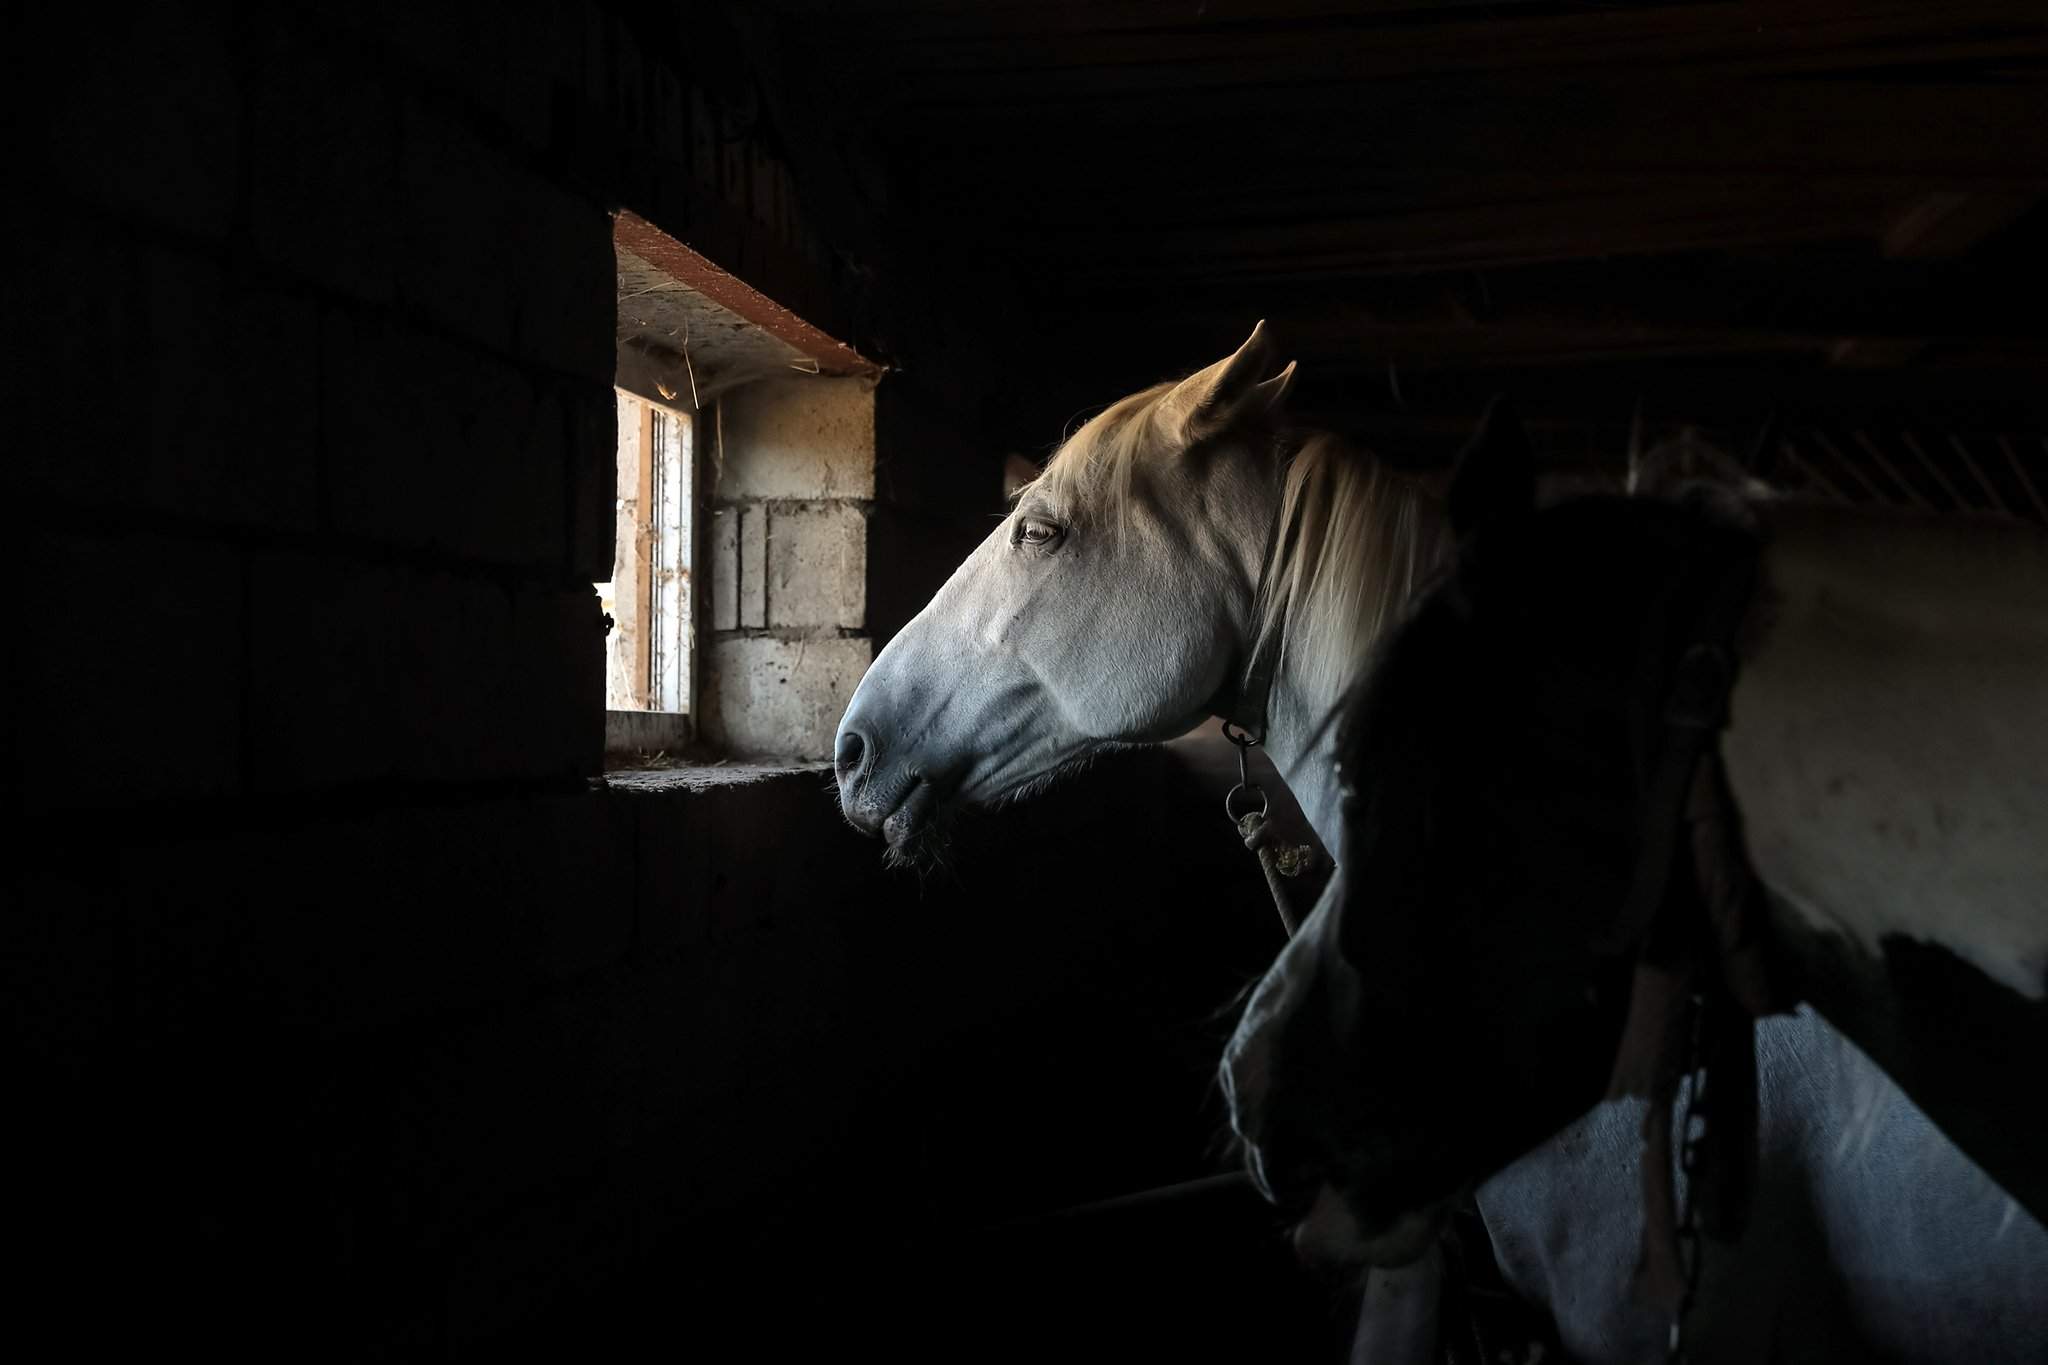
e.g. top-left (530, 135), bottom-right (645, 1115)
top-left (835, 322), bottom-right (1440, 860)
top-left (834, 326), bottom-right (2046, 1361)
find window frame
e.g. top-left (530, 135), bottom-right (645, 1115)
top-left (601, 386), bottom-right (699, 762)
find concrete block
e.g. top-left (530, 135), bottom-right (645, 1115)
top-left (4, 874), bottom-right (120, 1065)
top-left (324, 316), bottom-right (558, 568)
top-left (18, 534), bottom-right (243, 809)
top-left (619, 772), bottom-right (856, 959)
top-left (247, 550), bottom-right (400, 791)
top-left (510, 585), bottom-right (605, 780)
top-left (563, 377), bottom-right (617, 582)
top-left (630, 788), bottom-right (707, 955)
top-left (384, 971), bottom-right (648, 1261)
top-left (444, 364), bottom-right (555, 569)
top-left (144, 246), bottom-right (320, 532)
top-left (378, 799), bottom-right (545, 1018)
top-left (443, 1182), bottom-right (635, 1351)
top-left (120, 831), bottom-right (245, 1038)
top-left (512, 176), bottom-right (615, 383)
top-left (766, 503), bottom-right (866, 629)
top-left (228, 287), bottom-right (325, 527)
top-left (519, 385), bottom-right (571, 571)
top-left (738, 505), bottom-right (767, 628)
top-left (12, 217), bottom-right (138, 506)
top-left (37, 7), bottom-right (239, 241)
top-left (245, 800), bottom-right (538, 1037)
top-left (321, 308), bottom-right (447, 550)
top-left (708, 508), bottom-right (739, 631)
top-left (247, 30), bottom-right (397, 303)
top-left (526, 791), bottom-right (635, 978)
top-left (397, 97), bottom-right (516, 352)
top-left (715, 377), bottom-right (876, 501)
top-left (698, 636), bottom-right (871, 760)
top-left (395, 572), bottom-right (518, 783)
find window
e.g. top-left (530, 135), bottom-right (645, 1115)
top-left (606, 208), bottom-right (882, 764)
top-left (599, 390), bottom-right (693, 716)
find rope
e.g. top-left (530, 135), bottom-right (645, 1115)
top-left (1236, 809), bottom-right (1303, 937)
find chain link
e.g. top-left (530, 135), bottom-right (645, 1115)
top-left (1221, 720), bottom-right (1269, 822)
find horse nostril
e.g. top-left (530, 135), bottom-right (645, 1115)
top-left (836, 728), bottom-right (867, 780)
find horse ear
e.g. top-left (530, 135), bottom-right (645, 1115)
top-left (1448, 395), bottom-right (1535, 537)
top-left (1252, 358), bottom-right (1299, 413)
top-left (1159, 321), bottom-right (1297, 445)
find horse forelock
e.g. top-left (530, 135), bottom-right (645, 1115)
top-left (1030, 378), bottom-right (1447, 714)
top-left (1026, 380), bottom-right (1179, 534)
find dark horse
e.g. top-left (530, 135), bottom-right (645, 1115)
top-left (1222, 411), bottom-right (2048, 1363)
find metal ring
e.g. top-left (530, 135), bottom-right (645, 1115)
top-left (1225, 782), bottom-right (1269, 823)
top-left (1220, 719), bottom-right (1260, 750)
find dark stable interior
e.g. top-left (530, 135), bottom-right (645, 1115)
top-left (12, 4), bottom-right (2047, 1361)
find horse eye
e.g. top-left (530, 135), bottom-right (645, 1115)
top-left (1014, 517), bottom-right (1064, 550)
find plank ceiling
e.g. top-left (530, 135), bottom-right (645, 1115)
top-left (747, 0), bottom-right (2048, 507)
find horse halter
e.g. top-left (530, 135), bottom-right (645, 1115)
top-left (1598, 517), bottom-right (1795, 1362)
top-left (1218, 473), bottom-right (1321, 937)
top-left (1219, 719), bottom-right (1314, 938)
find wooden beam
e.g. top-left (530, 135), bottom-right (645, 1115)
top-left (1883, 192), bottom-right (2041, 259)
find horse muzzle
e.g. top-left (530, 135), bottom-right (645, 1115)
top-left (834, 724), bottom-right (940, 851)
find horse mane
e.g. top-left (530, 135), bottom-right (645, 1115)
top-left (1035, 387), bottom-right (1779, 726)
top-left (1029, 379), bottom-right (1448, 706)
top-left (1253, 433), bottom-right (1448, 706)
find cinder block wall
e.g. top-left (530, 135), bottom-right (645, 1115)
top-left (8, 4), bottom-right (952, 1358)
top-left (8, 5), bottom-right (1299, 1361)
top-left (702, 376), bottom-right (877, 757)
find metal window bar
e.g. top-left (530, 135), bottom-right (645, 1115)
top-left (1947, 436), bottom-right (2010, 516)
top-left (649, 407), bottom-right (693, 713)
top-left (1810, 430), bottom-right (1894, 507)
top-left (1779, 436), bottom-right (1851, 504)
top-left (1852, 430), bottom-right (1934, 510)
top-left (2002, 438), bottom-right (2048, 523)
top-left (1896, 432), bottom-right (1969, 513)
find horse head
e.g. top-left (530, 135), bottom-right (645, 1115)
top-left (834, 324), bottom-right (1298, 862)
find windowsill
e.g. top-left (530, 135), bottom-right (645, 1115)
top-left (603, 760), bottom-right (831, 794)
top-left (603, 708), bottom-right (695, 772)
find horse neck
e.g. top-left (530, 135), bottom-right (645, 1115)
top-left (1243, 451), bottom-right (1449, 854)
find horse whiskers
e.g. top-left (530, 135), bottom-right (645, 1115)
top-left (883, 756), bottom-right (1100, 874)
top-left (881, 818), bottom-right (953, 877)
